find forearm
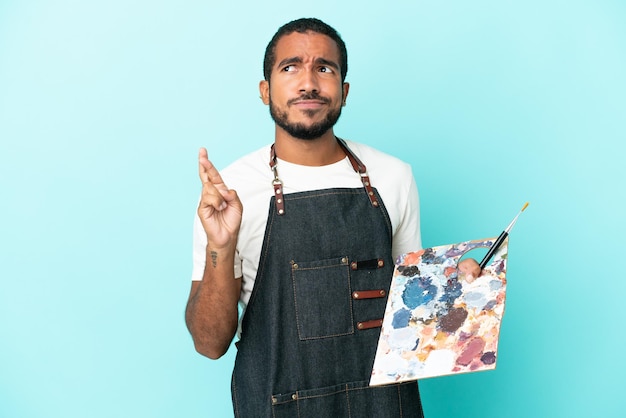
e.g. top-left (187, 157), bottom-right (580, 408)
top-left (185, 244), bottom-right (241, 359)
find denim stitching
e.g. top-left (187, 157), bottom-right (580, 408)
top-left (291, 258), bottom-right (354, 340)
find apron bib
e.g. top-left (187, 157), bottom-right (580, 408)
top-left (231, 140), bottom-right (424, 417)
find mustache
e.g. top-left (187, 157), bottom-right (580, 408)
top-left (287, 92), bottom-right (331, 106)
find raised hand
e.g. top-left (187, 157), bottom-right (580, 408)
top-left (197, 148), bottom-right (243, 249)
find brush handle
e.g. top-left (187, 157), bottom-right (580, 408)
top-left (479, 231), bottom-right (508, 269)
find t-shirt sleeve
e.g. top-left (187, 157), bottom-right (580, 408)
top-left (391, 172), bottom-right (422, 259)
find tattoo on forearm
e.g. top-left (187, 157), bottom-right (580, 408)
top-left (210, 250), bottom-right (218, 268)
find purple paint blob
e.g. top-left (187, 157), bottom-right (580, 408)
top-left (481, 351), bottom-right (497, 365)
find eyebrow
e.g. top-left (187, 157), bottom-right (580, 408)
top-left (316, 57), bottom-right (340, 71)
top-left (276, 56), bottom-right (340, 72)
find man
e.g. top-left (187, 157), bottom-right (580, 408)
top-left (186, 18), bottom-right (437, 417)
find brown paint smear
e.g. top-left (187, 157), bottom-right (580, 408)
top-left (439, 307), bottom-right (468, 333)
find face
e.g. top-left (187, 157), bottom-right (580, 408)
top-left (260, 31), bottom-right (350, 140)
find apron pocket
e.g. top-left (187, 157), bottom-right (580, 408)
top-left (271, 381), bottom-right (421, 418)
top-left (291, 256), bottom-right (353, 340)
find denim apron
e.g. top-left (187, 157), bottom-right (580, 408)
top-left (231, 139), bottom-right (424, 418)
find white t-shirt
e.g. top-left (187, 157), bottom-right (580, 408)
top-left (191, 140), bottom-right (422, 311)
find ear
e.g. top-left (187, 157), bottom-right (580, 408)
top-left (342, 82), bottom-right (350, 106)
top-left (259, 80), bottom-right (270, 105)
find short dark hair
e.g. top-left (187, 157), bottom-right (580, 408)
top-left (263, 18), bottom-right (348, 83)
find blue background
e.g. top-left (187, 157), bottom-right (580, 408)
top-left (1, 1), bottom-right (624, 417)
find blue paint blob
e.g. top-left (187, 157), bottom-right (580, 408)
top-left (483, 299), bottom-right (497, 310)
top-left (402, 277), bottom-right (438, 309)
top-left (392, 308), bottom-right (412, 328)
top-left (439, 280), bottom-right (463, 305)
top-left (420, 249), bottom-right (437, 264)
top-left (489, 280), bottom-right (503, 291)
top-left (411, 339), bottom-right (420, 351)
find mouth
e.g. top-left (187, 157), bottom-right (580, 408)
top-left (288, 94), bottom-right (331, 109)
top-left (291, 99), bottom-right (328, 109)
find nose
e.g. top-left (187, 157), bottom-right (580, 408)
top-left (299, 69), bottom-right (319, 93)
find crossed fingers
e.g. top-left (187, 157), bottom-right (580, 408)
top-left (198, 148), bottom-right (228, 211)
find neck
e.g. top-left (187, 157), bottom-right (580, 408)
top-left (273, 128), bottom-right (345, 166)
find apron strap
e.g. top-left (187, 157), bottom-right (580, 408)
top-left (269, 138), bottom-right (379, 215)
top-left (269, 145), bottom-right (286, 215)
top-left (336, 138), bottom-right (380, 208)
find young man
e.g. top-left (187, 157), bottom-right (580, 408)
top-left (186, 18), bottom-right (426, 417)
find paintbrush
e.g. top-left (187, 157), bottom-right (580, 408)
top-left (479, 202), bottom-right (529, 269)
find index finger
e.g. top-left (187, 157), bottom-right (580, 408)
top-left (198, 147), bottom-right (227, 188)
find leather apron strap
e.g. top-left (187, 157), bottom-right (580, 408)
top-left (270, 137), bottom-right (379, 215)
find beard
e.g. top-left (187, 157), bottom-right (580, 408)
top-left (269, 93), bottom-right (343, 140)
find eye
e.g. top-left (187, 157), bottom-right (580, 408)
top-left (319, 66), bottom-right (333, 73)
top-left (282, 65), bottom-right (297, 72)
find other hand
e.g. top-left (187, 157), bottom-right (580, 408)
top-left (458, 258), bottom-right (481, 283)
